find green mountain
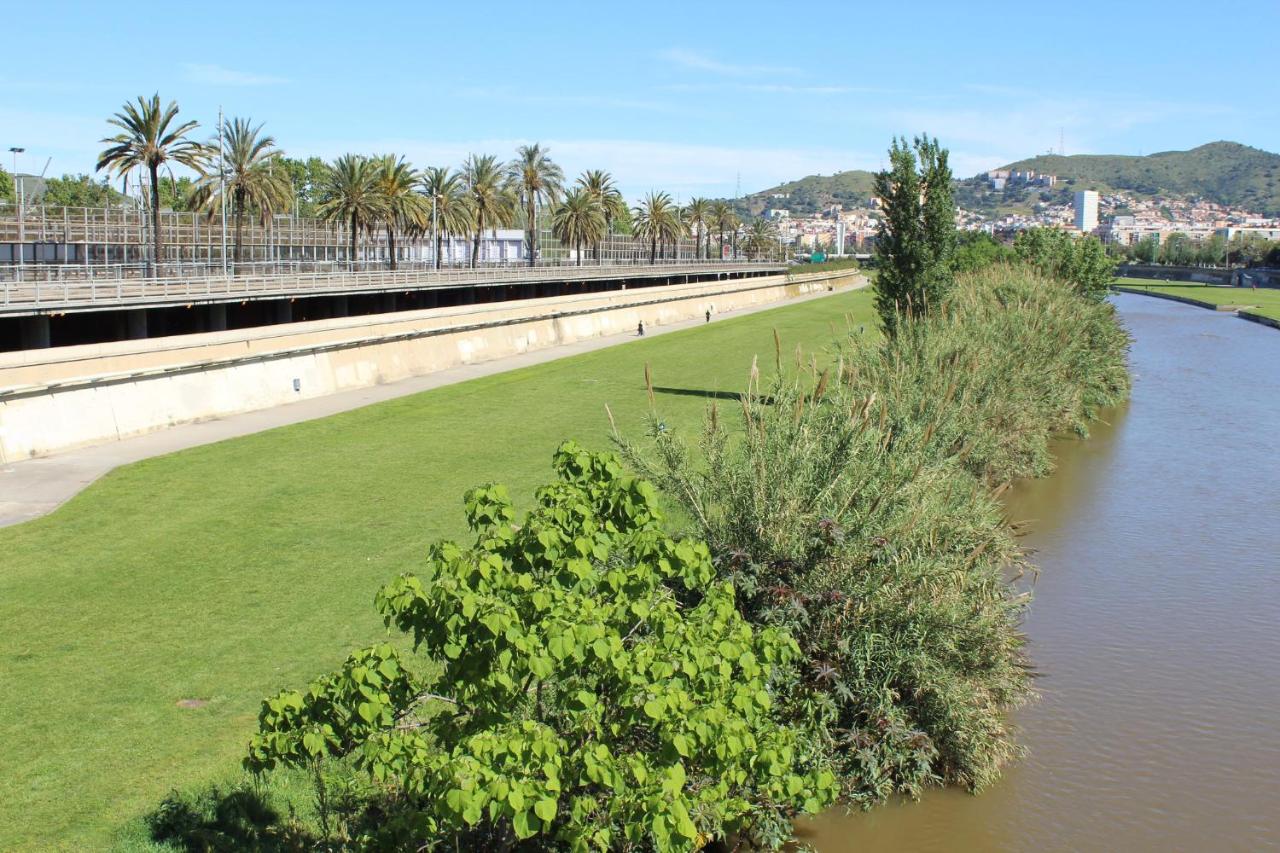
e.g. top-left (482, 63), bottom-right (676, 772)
top-left (964, 141), bottom-right (1280, 217)
top-left (732, 170), bottom-right (877, 217)
top-left (733, 142), bottom-right (1280, 219)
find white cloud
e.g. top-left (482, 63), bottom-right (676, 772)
top-left (182, 63), bottom-right (289, 87)
top-left (450, 86), bottom-right (675, 113)
top-left (657, 48), bottom-right (797, 78)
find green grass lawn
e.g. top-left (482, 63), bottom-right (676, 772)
top-left (0, 289), bottom-right (877, 850)
top-left (1115, 278), bottom-right (1280, 322)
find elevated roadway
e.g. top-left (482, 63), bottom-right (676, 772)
top-left (0, 261), bottom-right (783, 317)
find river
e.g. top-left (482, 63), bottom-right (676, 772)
top-left (799, 293), bottom-right (1280, 851)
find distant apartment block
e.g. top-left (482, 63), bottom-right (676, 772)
top-left (1074, 191), bottom-right (1099, 233)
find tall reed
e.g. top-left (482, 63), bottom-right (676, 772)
top-left (620, 265), bottom-right (1131, 802)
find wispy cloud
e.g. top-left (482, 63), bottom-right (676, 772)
top-left (658, 48), bottom-right (797, 77)
top-left (182, 63), bottom-right (289, 87)
top-left (450, 86), bottom-right (675, 113)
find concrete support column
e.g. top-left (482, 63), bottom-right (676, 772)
top-left (126, 309), bottom-right (148, 340)
top-left (274, 301), bottom-right (293, 324)
top-left (208, 303), bottom-right (227, 332)
top-left (20, 315), bottom-right (51, 349)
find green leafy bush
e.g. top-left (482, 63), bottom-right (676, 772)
top-left (1014, 227), bottom-right (1116, 301)
top-left (622, 265), bottom-right (1130, 803)
top-left (246, 442), bottom-right (835, 850)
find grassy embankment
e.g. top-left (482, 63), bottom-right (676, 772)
top-left (1115, 278), bottom-right (1280, 322)
top-left (0, 289), bottom-right (877, 851)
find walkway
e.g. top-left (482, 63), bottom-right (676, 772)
top-left (1, 261), bottom-right (780, 315)
top-left (0, 282), bottom-right (861, 527)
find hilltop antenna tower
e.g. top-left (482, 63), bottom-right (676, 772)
top-left (735, 172), bottom-right (741, 199)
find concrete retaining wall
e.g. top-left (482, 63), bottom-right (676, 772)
top-left (0, 269), bottom-right (861, 461)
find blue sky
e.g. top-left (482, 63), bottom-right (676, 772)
top-left (4, 0), bottom-right (1276, 201)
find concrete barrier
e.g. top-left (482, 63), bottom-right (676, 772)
top-left (0, 269), bottom-right (861, 461)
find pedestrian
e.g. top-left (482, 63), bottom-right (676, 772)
top-left (637, 320), bottom-right (645, 336)
top-left (705, 309), bottom-right (711, 323)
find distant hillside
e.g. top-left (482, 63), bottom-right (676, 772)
top-left (962, 141), bottom-right (1280, 216)
top-left (732, 142), bottom-right (1280, 220)
top-left (732, 170), bottom-right (877, 217)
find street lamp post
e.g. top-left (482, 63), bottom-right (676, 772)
top-left (9, 147), bottom-right (24, 275)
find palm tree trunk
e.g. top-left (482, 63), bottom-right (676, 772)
top-left (232, 187), bottom-right (246, 275)
top-left (349, 212), bottom-right (358, 271)
top-left (435, 229), bottom-right (443, 270)
top-left (233, 209), bottom-right (244, 274)
top-left (471, 225), bottom-right (480, 269)
top-left (386, 223), bottom-right (397, 270)
top-left (650, 236), bottom-right (656, 265)
top-left (149, 162), bottom-right (161, 278)
top-left (527, 199), bottom-right (536, 267)
top-left (576, 239), bottom-right (582, 267)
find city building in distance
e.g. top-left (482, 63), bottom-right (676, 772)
top-left (1074, 190), bottom-right (1099, 233)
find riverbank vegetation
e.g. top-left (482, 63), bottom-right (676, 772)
top-left (623, 264), bottom-right (1130, 810)
top-left (220, 137), bottom-right (1131, 849)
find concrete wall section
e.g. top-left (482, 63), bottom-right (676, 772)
top-left (0, 270), bottom-right (861, 461)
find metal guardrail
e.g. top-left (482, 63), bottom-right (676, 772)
top-left (1, 261), bottom-right (784, 314)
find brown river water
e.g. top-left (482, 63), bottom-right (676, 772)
top-left (798, 293), bottom-right (1280, 852)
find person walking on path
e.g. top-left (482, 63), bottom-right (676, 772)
top-left (637, 320), bottom-right (645, 336)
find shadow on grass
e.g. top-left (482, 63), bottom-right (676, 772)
top-left (145, 785), bottom-right (313, 851)
top-left (653, 386), bottom-right (777, 405)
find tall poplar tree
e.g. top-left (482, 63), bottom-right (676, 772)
top-left (873, 134), bottom-right (957, 334)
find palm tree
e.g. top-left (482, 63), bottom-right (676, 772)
top-left (576, 170), bottom-right (626, 261)
top-left (551, 188), bottom-right (607, 267)
top-left (96, 93), bottom-right (204, 277)
top-left (684, 198), bottom-right (711, 260)
top-left (420, 167), bottom-right (471, 269)
top-left (463, 154), bottom-right (517, 268)
top-left (188, 117), bottom-right (292, 271)
top-left (316, 155), bottom-right (384, 270)
top-left (710, 200), bottom-right (736, 261)
top-left (744, 218), bottom-right (778, 260)
top-left (373, 155), bottom-right (430, 270)
top-left (507, 144), bottom-right (563, 267)
top-left (632, 191), bottom-right (680, 265)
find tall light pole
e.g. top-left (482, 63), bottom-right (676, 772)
top-left (218, 107), bottom-right (228, 276)
top-left (8, 147), bottom-right (24, 275)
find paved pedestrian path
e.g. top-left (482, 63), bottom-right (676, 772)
top-left (0, 284), bottom-right (859, 527)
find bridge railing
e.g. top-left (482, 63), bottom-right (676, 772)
top-left (0, 260), bottom-right (785, 311)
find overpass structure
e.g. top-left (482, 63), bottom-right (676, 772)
top-left (0, 261), bottom-right (784, 350)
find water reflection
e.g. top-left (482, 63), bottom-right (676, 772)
top-left (800, 295), bottom-right (1280, 852)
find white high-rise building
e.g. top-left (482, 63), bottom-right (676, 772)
top-left (1074, 190), bottom-right (1099, 233)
